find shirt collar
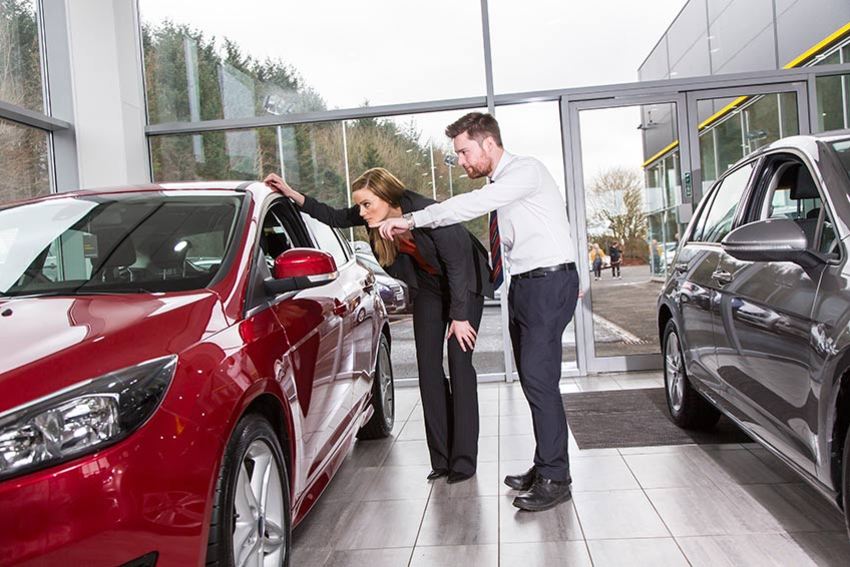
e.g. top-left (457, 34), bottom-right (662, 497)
top-left (490, 150), bottom-right (514, 181)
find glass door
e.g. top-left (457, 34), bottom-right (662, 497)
top-left (564, 94), bottom-right (690, 373)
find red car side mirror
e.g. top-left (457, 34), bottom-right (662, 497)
top-left (265, 248), bottom-right (338, 296)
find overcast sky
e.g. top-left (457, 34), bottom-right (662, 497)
top-left (140, 0), bottom-right (686, 200)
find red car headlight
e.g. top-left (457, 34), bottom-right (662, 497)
top-left (0, 355), bottom-right (177, 482)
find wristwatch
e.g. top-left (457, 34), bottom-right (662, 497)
top-left (402, 212), bottom-right (415, 229)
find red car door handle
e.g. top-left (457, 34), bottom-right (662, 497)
top-left (333, 300), bottom-right (348, 316)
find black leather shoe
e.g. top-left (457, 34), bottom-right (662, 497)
top-left (447, 471), bottom-right (474, 484)
top-left (512, 476), bottom-right (572, 511)
top-left (504, 466), bottom-right (537, 491)
top-left (427, 469), bottom-right (448, 481)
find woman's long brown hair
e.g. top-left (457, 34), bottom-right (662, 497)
top-left (352, 167), bottom-right (406, 266)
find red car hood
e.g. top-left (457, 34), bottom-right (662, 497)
top-left (0, 291), bottom-right (228, 414)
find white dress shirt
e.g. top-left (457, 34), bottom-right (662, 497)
top-left (411, 151), bottom-right (575, 275)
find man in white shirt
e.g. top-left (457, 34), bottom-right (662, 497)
top-left (377, 112), bottom-right (579, 511)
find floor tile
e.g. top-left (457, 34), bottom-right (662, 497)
top-left (430, 461), bottom-right (500, 498)
top-left (479, 415), bottom-right (500, 437)
top-left (396, 420), bottom-right (427, 441)
top-left (717, 483), bottom-right (845, 533)
top-left (622, 452), bottom-right (716, 489)
top-left (570, 455), bottom-right (640, 491)
top-left (409, 544), bottom-right (498, 567)
top-left (587, 537), bottom-right (689, 567)
top-left (573, 490), bottom-right (669, 539)
top-left (645, 486), bottom-right (785, 536)
top-left (676, 533), bottom-right (823, 566)
top-left (383, 440), bottom-right (433, 467)
top-left (479, 435), bottom-right (499, 462)
top-left (499, 435), bottom-right (536, 462)
top-left (681, 445), bottom-right (795, 485)
top-left (417, 496), bottom-right (500, 546)
top-left (334, 499), bottom-right (428, 550)
top-left (325, 547), bottom-right (412, 567)
top-left (787, 531), bottom-right (850, 566)
top-left (500, 541), bottom-right (592, 567)
top-left (362, 463), bottom-right (434, 501)
top-left (573, 376), bottom-right (621, 391)
top-left (499, 495), bottom-right (584, 543)
top-left (289, 545), bottom-right (332, 567)
top-left (344, 437), bottom-right (394, 468)
top-left (499, 414), bottom-right (534, 436)
top-left (318, 464), bottom-right (379, 502)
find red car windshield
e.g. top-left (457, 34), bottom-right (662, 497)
top-left (0, 192), bottom-right (244, 296)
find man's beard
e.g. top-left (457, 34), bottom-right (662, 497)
top-left (464, 159), bottom-right (491, 179)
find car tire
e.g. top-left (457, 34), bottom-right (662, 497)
top-left (357, 334), bottom-right (395, 440)
top-left (206, 414), bottom-right (291, 567)
top-left (662, 319), bottom-right (721, 430)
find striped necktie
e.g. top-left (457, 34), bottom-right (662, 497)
top-left (488, 177), bottom-right (503, 289)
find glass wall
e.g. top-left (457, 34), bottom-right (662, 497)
top-left (0, 118), bottom-right (50, 201)
top-left (139, 0), bottom-right (485, 122)
top-left (495, 101), bottom-right (577, 369)
top-left (697, 91), bottom-right (799, 186)
top-left (0, 0), bottom-right (44, 113)
top-left (0, 0), bottom-right (51, 203)
top-left (814, 44), bottom-right (850, 132)
top-left (148, 107), bottom-right (506, 380)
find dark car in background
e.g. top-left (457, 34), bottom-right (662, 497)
top-left (351, 240), bottom-right (410, 315)
top-left (657, 131), bottom-right (850, 536)
top-left (0, 182), bottom-right (394, 566)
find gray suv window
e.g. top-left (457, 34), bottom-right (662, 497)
top-left (693, 163), bottom-right (754, 243)
top-left (757, 156), bottom-right (838, 256)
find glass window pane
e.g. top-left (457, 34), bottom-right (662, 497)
top-left (346, 109), bottom-right (503, 379)
top-left (140, 1), bottom-right (485, 124)
top-left (302, 215), bottom-right (348, 268)
top-left (816, 74), bottom-right (849, 132)
top-left (700, 162), bottom-right (753, 243)
top-left (0, 118), bottom-right (50, 203)
top-left (490, 0), bottom-right (685, 93)
top-left (579, 103), bottom-right (682, 357)
top-left (495, 101), bottom-right (577, 371)
top-left (0, 0), bottom-right (44, 113)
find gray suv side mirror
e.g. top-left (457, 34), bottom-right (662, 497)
top-left (721, 218), bottom-right (827, 269)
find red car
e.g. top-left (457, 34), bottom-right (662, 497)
top-left (0, 182), bottom-right (395, 566)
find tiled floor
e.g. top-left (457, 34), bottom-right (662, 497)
top-left (291, 373), bottom-right (850, 566)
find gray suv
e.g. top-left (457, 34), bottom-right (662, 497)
top-left (657, 131), bottom-right (850, 535)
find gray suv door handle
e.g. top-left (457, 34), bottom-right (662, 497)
top-left (711, 269), bottom-right (733, 285)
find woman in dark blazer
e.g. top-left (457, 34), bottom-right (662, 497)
top-left (265, 168), bottom-right (493, 483)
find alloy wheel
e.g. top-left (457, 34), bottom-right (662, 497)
top-left (233, 440), bottom-right (286, 567)
top-left (379, 342), bottom-right (394, 429)
top-left (666, 331), bottom-right (685, 414)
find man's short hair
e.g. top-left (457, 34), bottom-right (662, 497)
top-left (445, 112), bottom-right (503, 147)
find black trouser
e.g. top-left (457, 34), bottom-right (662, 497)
top-left (413, 285), bottom-right (484, 476)
top-left (508, 268), bottom-right (579, 482)
top-left (611, 260), bottom-right (621, 277)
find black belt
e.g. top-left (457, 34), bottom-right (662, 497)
top-left (513, 262), bottom-right (575, 279)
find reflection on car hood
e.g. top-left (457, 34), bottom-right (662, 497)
top-left (0, 291), bottom-right (226, 413)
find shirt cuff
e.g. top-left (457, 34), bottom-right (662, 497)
top-left (411, 208), bottom-right (433, 228)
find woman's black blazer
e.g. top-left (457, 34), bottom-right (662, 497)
top-left (300, 190), bottom-right (494, 321)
